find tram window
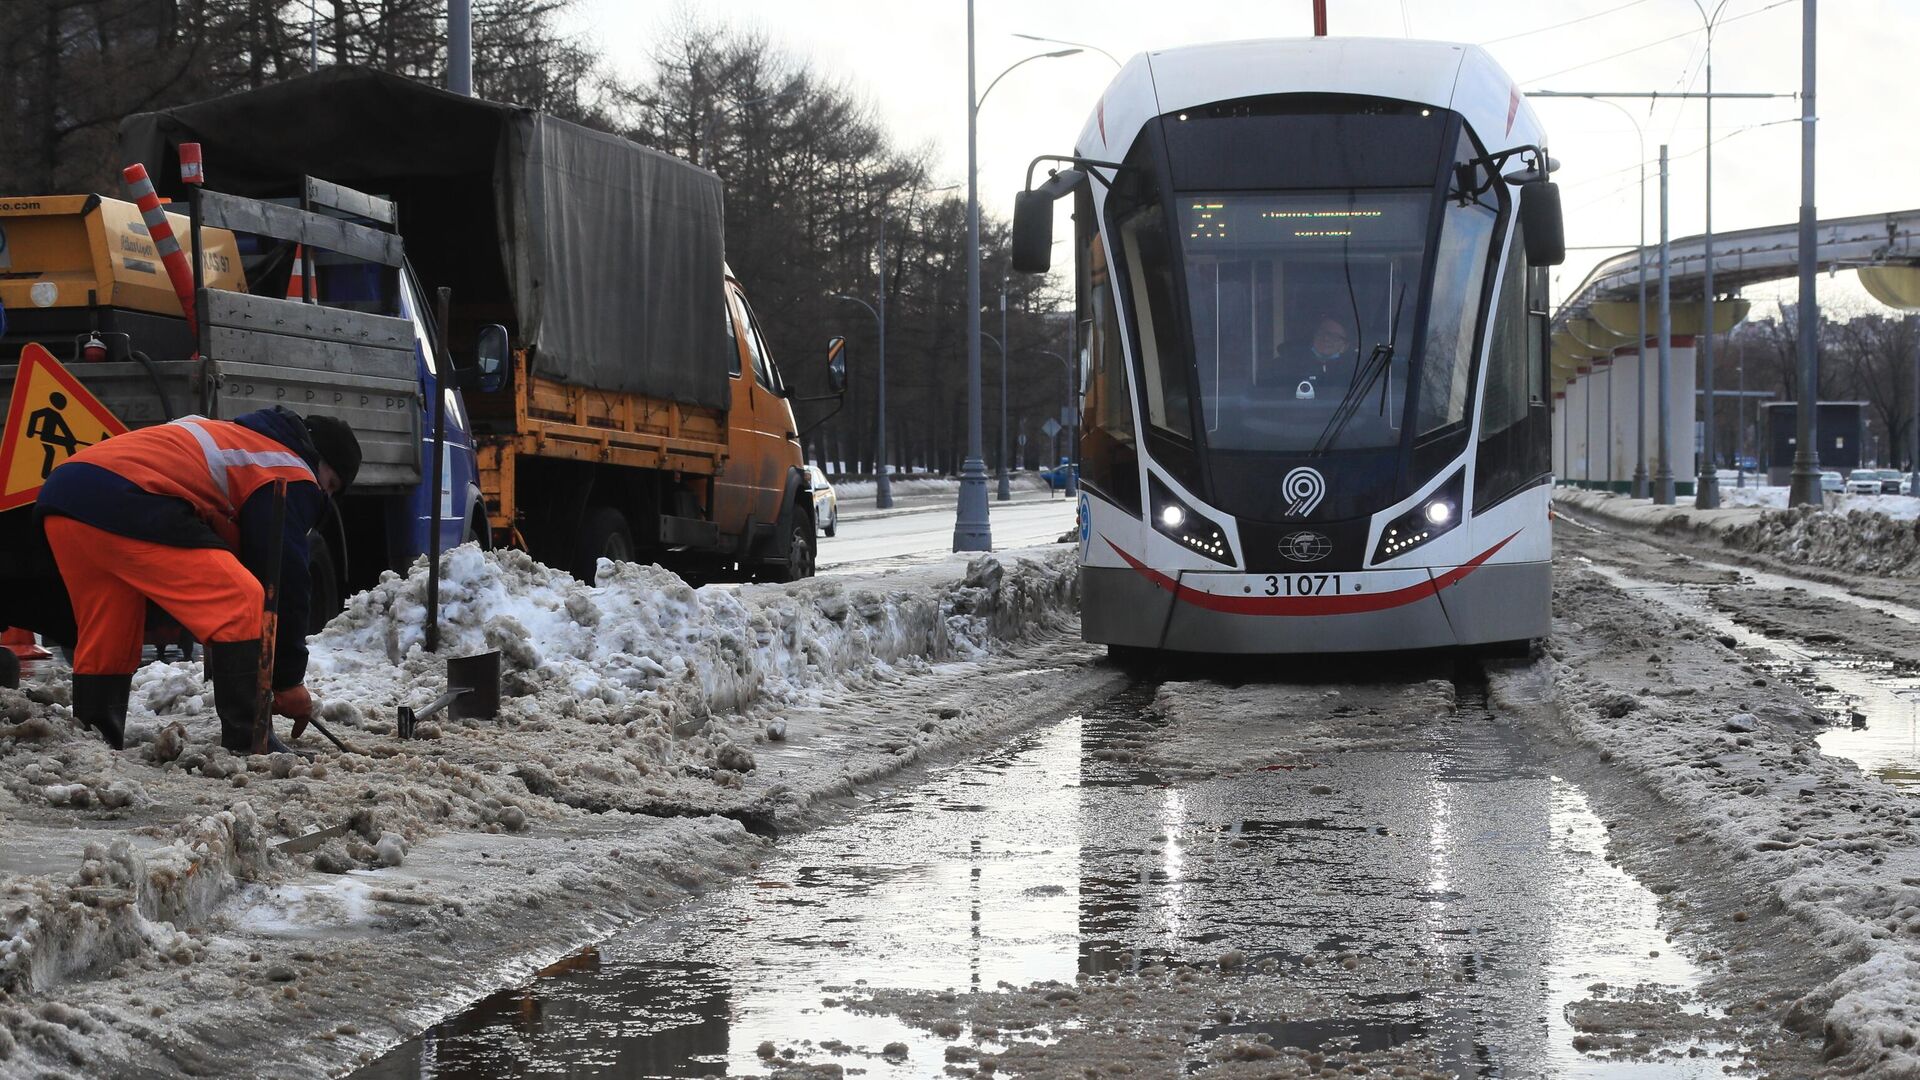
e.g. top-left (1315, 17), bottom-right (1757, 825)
top-left (1416, 170), bottom-right (1499, 438)
top-left (1176, 191), bottom-right (1428, 453)
top-left (1117, 203), bottom-right (1193, 439)
top-left (1482, 225), bottom-right (1531, 437)
top-left (1475, 223), bottom-right (1554, 510)
top-left (1081, 225), bottom-right (1143, 514)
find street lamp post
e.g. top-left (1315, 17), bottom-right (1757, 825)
top-left (955, 3), bottom-right (1082, 551)
top-left (997, 284), bottom-right (1012, 501)
top-left (837, 183), bottom-right (960, 510)
top-left (1037, 349), bottom-right (1076, 495)
top-left (831, 288), bottom-right (886, 507)
top-left (983, 328), bottom-right (1009, 466)
top-left (1694, 0), bottom-right (1733, 509)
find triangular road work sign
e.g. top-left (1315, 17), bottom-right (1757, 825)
top-left (0, 343), bottom-right (129, 512)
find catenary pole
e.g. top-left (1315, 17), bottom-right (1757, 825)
top-left (1694, 0), bottom-right (1730, 508)
top-left (1788, 0), bottom-right (1823, 506)
top-left (1656, 144), bottom-right (1675, 505)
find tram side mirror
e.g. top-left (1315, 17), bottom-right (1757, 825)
top-left (1012, 190), bottom-right (1057, 273)
top-left (1011, 168), bottom-right (1087, 274)
top-left (474, 324), bottom-right (509, 393)
top-left (826, 336), bottom-right (848, 395)
top-left (1520, 182), bottom-right (1566, 266)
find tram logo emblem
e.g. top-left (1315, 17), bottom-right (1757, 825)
top-left (1278, 531), bottom-right (1332, 563)
top-left (1282, 467), bottom-right (1327, 517)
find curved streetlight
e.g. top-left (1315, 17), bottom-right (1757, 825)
top-left (1012, 32), bottom-right (1122, 70)
top-left (955, 2), bottom-right (1084, 551)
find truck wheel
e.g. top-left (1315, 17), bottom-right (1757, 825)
top-left (308, 534), bottom-right (343, 634)
top-left (576, 506), bottom-right (633, 584)
top-left (779, 504), bottom-right (816, 582)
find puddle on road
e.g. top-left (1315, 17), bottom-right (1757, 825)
top-left (1580, 557), bottom-right (1920, 789)
top-left (354, 685), bottom-right (1724, 1079)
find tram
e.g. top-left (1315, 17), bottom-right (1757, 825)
top-left (1012, 38), bottom-right (1564, 656)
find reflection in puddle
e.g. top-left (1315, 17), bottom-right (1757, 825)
top-left (1582, 559), bottom-right (1920, 789)
top-left (355, 685), bottom-right (1721, 1079)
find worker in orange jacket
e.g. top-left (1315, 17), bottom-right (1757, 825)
top-left (34, 406), bottom-right (360, 752)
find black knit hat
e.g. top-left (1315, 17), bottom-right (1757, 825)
top-left (304, 414), bottom-right (362, 492)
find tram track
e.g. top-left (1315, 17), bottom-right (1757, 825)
top-left (349, 633), bottom-right (1829, 1078)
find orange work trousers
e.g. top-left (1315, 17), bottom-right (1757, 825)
top-left (43, 516), bottom-right (263, 676)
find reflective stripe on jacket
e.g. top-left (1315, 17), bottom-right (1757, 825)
top-left (66, 416), bottom-right (316, 547)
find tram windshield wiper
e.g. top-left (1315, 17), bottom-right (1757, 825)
top-left (1309, 341), bottom-right (1395, 456)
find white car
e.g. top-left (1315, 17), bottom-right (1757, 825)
top-left (1846, 469), bottom-right (1884, 495)
top-left (1821, 471), bottom-right (1845, 493)
top-left (808, 466), bottom-right (838, 537)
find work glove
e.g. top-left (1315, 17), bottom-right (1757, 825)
top-left (273, 684), bottom-right (314, 722)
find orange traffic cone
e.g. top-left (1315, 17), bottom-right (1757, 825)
top-left (2, 627), bottom-right (50, 661)
top-left (286, 243), bottom-right (313, 302)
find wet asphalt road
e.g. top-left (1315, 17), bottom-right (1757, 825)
top-left (816, 494), bottom-right (1076, 574)
top-left (352, 664), bottom-right (1745, 1079)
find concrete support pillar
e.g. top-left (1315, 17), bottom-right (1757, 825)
top-left (1607, 348), bottom-right (1642, 491)
top-left (1567, 372), bottom-right (1591, 486)
top-left (1553, 388), bottom-right (1569, 479)
top-left (1663, 338), bottom-right (1699, 495)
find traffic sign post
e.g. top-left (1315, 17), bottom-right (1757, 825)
top-left (0, 343), bottom-right (129, 511)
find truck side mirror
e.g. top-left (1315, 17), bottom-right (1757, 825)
top-left (475, 324), bottom-right (509, 393)
top-left (826, 336), bottom-right (847, 395)
top-left (1520, 182), bottom-right (1566, 266)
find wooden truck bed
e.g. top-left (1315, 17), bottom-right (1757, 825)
top-left (476, 353), bottom-right (730, 535)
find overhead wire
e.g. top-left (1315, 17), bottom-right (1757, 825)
top-left (1519, 0), bottom-right (1795, 84)
top-left (1479, 0), bottom-right (1655, 47)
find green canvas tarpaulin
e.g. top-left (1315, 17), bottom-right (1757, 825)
top-left (121, 66), bottom-right (730, 409)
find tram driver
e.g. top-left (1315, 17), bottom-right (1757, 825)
top-left (1269, 313), bottom-right (1355, 399)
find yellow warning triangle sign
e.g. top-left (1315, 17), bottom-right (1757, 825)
top-left (0, 343), bottom-right (129, 512)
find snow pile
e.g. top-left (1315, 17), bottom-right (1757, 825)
top-left (1716, 504), bottom-right (1920, 576)
top-left (311, 544), bottom-right (1076, 726)
top-left (0, 545), bottom-right (1079, 1014)
top-left (1514, 566), bottom-right (1920, 1075)
top-left (1716, 484), bottom-right (1789, 510)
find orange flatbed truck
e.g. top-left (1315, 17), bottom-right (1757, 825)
top-left (125, 67), bottom-right (840, 586)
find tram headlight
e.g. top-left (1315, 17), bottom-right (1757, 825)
top-left (1372, 471), bottom-right (1465, 565)
top-left (1148, 476), bottom-right (1235, 566)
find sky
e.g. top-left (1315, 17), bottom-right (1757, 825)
top-left (566, 0), bottom-right (1915, 316)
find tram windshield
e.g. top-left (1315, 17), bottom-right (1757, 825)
top-left (1178, 192), bottom-right (1429, 453)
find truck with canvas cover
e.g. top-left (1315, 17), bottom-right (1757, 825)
top-left (0, 173), bottom-right (479, 645)
top-left (121, 66), bottom-right (834, 583)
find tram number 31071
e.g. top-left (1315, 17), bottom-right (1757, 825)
top-left (1263, 573), bottom-right (1344, 597)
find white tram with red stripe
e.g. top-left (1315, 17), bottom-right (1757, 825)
top-left (1011, 38), bottom-right (1565, 655)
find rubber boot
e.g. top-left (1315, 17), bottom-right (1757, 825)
top-left (205, 640), bottom-right (289, 755)
top-left (71, 674), bottom-right (132, 750)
